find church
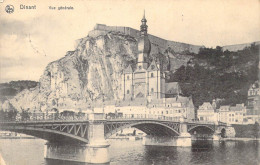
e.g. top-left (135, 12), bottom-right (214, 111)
top-left (121, 13), bottom-right (181, 101)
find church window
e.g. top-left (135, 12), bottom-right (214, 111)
top-left (127, 75), bottom-right (130, 80)
top-left (151, 65), bottom-right (155, 70)
top-left (127, 90), bottom-right (130, 94)
top-left (151, 73), bottom-right (154, 77)
top-left (139, 66), bottom-right (142, 70)
top-left (151, 88), bottom-right (154, 93)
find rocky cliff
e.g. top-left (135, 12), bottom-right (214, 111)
top-left (6, 26), bottom-right (259, 112)
top-left (8, 28), bottom-right (193, 111)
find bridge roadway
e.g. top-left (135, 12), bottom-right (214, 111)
top-left (0, 112), bottom-right (228, 164)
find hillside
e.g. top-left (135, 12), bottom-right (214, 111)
top-left (3, 25), bottom-right (259, 112)
top-left (0, 81), bottom-right (38, 102)
top-left (170, 44), bottom-right (259, 108)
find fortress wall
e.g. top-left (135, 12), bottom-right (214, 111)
top-left (93, 24), bottom-right (203, 53)
top-left (124, 27), bottom-right (140, 38)
top-left (222, 41), bottom-right (260, 52)
top-left (148, 35), bottom-right (168, 48)
top-left (88, 30), bottom-right (107, 38)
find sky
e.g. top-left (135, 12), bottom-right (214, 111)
top-left (0, 0), bottom-right (259, 83)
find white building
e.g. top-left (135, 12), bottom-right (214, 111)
top-left (197, 102), bottom-right (218, 122)
top-left (99, 96), bottom-right (195, 120)
top-left (218, 104), bottom-right (247, 124)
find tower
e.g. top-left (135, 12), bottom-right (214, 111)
top-left (133, 12), bottom-right (152, 99)
top-left (137, 11), bottom-right (151, 70)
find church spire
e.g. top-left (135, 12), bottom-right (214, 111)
top-left (140, 10), bottom-right (148, 36)
top-left (137, 11), bottom-right (151, 70)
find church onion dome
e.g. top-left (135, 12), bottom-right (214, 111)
top-left (138, 36), bottom-right (151, 54)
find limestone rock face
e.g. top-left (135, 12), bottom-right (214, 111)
top-left (9, 30), bottom-right (192, 111)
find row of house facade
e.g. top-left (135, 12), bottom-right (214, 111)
top-left (197, 81), bottom-right (260, 125)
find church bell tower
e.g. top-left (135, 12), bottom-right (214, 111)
top-left (137, 11), bottom-right (151, 70)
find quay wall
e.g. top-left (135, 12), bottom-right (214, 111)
top-left (232, 124), bottom-right (260, 138)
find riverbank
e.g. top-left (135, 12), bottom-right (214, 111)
top-left (221, 137), bottom-right (260, 141)
top-left (109, 136), bottom-right (143, 141)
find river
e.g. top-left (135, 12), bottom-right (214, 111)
top-left (0, 138), bottom-right (259, 165)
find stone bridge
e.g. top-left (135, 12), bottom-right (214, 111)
top-left (0, 112), bottom-right (228, 163)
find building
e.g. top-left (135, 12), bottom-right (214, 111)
top-left (102, 13), bottom-right (195, 120)
top-left (247, 81), bottom-right (260, 115)
top-left (218, 104), bottom-right (247, 124)
top-left (121, 13), bottom-right (182, 101)
top-left (101, 96), bottom-right (194, 121)
top-left (197, 102), bottom-right (218, 122)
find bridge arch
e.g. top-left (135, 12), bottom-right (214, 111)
top-left (1, 124), bottom-right (89, 144)
top-left (104, 121), bottom-right (180, 138)
top-left (188, 125), bottom-right (215, 135)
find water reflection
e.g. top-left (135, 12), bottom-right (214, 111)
top-left (45, 159), bottom-right (110, 165)
top-left (0, 139), bottom-right (259, 165)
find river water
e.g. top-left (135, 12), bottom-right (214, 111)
top-left (0, 138), bottom-right (259, 165)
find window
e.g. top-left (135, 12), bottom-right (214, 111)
top-left (139, 66), bottom-right (142, 70)
top-left (127, 90), bottom-right (130, 94)
top-left (151, 73), bottom-right (154, 77)
top-left (151, 88), bottom-right (154, 93)
top-left (127, 75), bottom-right (130, 80)
top-left (151, 65), bottom-right (155, 70)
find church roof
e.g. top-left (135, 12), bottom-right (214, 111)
top-left (147, 60), bottom-right (159, 71)
top-left (230, 104), bottom-right (245, 111)
top-left (165, 82), bottom-right (181, 95)
top-left (124, 65), bottom-right (133, 73)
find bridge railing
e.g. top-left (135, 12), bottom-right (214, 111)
top-left (106, 114), bottom-right (181, 122)
top-left (12, 113), bottom-right (89, 122)
top-left (1, 111), bottom-right (221, 125)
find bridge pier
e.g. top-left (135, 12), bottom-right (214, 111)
top-left (86, 112), bottom-right (110, 164)
top-left (142, 122), bottom-right (192, 147)
top-left (44, 112), bottom-right (110, 164)
top-left (212, 133), bottom-right (221, 141)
